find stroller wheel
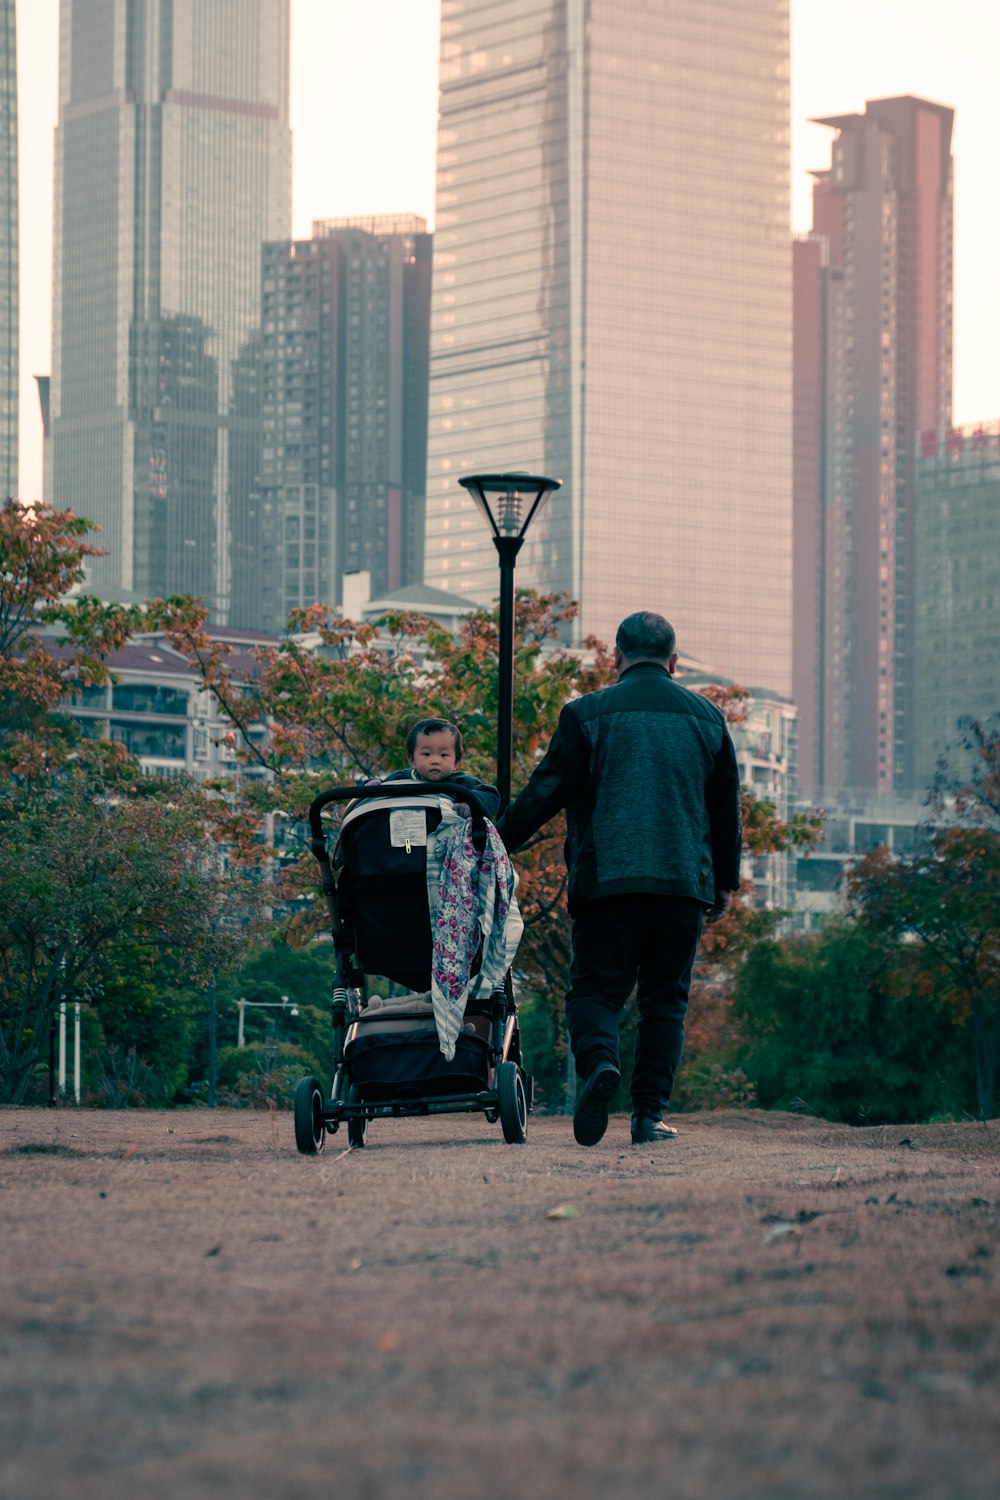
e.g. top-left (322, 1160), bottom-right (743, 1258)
top-left (347, 1085), bottom-right (367, 1149)
top-left (294, 1075), bottom-right (326, 1155)
top-left (496, 1061), bottom-right (528, 1145)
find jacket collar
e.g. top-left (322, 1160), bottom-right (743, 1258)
top-left (618, 661), bottom-right (672, 680)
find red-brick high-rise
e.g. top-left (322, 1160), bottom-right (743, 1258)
top-left (793, 97), bottom-right (953, 795)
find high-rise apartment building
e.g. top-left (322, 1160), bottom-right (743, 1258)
top-left (794, 97), bottom-right (954, 795)
top-left (424, 0), bottom-right (793, 693)
top-left (48, 0), bottom-right (291, 612)
top-left (913, 422), bottom-right (1000, 789)
top-left (0, 0), bottom-right (17, 500)
top-left (230, 217), bottom-right (432, 632)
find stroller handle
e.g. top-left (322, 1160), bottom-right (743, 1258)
top-left (308, 781), bottom-right (491, 863)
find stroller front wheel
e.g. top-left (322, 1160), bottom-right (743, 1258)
top-left (294, 1075), bottom-right (326, 1155)
top-left (496, 1061), bottom-right (528, 1145)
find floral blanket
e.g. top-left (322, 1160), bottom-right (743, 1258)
top-left (425, 805), bottom-right (523, 1059)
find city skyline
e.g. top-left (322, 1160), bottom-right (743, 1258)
top-left (14, 0), bottom-right (1000, 518)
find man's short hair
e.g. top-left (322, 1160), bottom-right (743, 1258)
top-left (615, 611), bottom-right (676, 661)
top-left (405, 717), bottom-right (464, 762)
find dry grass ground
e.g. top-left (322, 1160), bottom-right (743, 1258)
top-left (2, 1105), bottom-right (999, 1500)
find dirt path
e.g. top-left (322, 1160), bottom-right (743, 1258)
top-left (2, 1106), bottom-right (999, 1500)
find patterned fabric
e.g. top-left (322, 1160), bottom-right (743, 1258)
top-left (425, 805), bottom-right (523, 1059)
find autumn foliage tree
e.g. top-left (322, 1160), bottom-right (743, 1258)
top-left (0, 499), bottom-right (145, 773)
top-left (0, 502), bottom-right (266, 1103)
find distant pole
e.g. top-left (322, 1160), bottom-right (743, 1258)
top-left (48, 1011), bottom-right (57, 1106)
top-left (58, 1002), bottom-right (66, 1096)
top-left (237, 998), bottom-right (246, 1048)
top-left (73, 1003), bottom-right (81, 1105)
top-left (207, 978), bottom-right (218, 1108)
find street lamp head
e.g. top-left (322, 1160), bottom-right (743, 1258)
top-left (458, 472), bottom-right (561, 547)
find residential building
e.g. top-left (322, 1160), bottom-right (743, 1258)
top-left (793, 790), bottom-right (926, 931)
top-left (677, 657), bottom-right (799, 913)
top-left (0, 0), bottom-right (16, 499)
top-left (794, 97), bottom-right (954, 796)
top-left (61, 627), bottom-right (275, 783)
top-left (230, 217), bottom-right (432, 632)
top-left (913, 421), bottom-right (1000, 788)
top-left (424, 0), bottom-right (793, 695)
top-left (48, 0), bottom-right (291, 614)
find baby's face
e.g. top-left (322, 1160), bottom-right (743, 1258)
top-left (410, 730), bottom-right (458, 781)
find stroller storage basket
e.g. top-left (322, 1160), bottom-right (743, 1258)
top-left (345, 1029), bottom-right (492, 1102)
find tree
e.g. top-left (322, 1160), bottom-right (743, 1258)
top-left (0, 502), bottom-right (268, 1103)
top-left (0, 499), bottom-right (144, 774)
top-left (732, 921), bottom-right (970, 1123)
top-left (0, 757), bottom-right (265, 1103)
top-left (847, 715), bottom-right (1000, 1118)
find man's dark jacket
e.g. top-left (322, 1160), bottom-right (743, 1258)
top-left (497, 662), bottom-right (742, 912)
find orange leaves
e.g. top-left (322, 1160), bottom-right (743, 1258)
top-left (698, 682), bottom-right (752, 726)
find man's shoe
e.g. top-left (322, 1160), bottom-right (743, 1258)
top-left (573, 1062), bottom-right (621, 1147)
top-left (631, 1112), bottom-right (679, 1145)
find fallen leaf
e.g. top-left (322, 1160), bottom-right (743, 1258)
top-left (547, 1203), bottom-right (579, 1220)
top-left (763, 1222), bottom-right (799, 1245)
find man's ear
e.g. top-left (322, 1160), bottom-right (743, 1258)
top-left (667, 651), bottom-right (679, 676)
top-left (613, 646), bottom-right (624, 673)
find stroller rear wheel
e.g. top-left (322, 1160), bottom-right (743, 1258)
top-left (294, 1075), bottom-right (326, 1155)
top-left (496, 1061), bottom-right (528, 1145)
top-left (347, 1085), bottom-right (367, 1148)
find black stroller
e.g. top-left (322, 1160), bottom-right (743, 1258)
top-left (293, 780), bottom-right (533, 1151)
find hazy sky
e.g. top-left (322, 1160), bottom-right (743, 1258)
top-left (15, 0), bottom-right (1000, 503)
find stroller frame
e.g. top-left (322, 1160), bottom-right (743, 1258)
top-left (293, 781), bottom-right (533, 1152)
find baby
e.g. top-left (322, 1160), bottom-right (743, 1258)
top-left (378, 718), bottom-right (501, 820)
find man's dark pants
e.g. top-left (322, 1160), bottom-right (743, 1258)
top-left (565, 894), bottom-right (704, 1116)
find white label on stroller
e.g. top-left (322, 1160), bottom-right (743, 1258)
top-left (389, 809), bottom-right (427, 851)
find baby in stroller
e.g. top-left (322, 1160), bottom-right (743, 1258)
top-left (367, 717), bottom-right (501, 820)
top-left (292, 719), bottom-right (530, 1148)
top-left (340, 718), bottom-right (520, 1060)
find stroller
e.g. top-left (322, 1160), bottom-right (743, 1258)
top-left (293, 780), bottom-right (533, 1151)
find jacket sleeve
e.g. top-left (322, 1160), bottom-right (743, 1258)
top-left (466, 778), bottom-right (501, 820)
top-left (496, 705), bottom-right (589, 852)
top-left (710, 725), bottom-right (743, 893)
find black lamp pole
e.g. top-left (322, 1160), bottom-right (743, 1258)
top-left (494, 533), bottom-right (522, 811)
top-left (458, 473), bottom-right (561, 811)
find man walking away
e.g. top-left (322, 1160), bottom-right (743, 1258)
top-left (497, 611), bottom-right (742, 1147)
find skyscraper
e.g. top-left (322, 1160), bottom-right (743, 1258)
top-left (913, 422), bottom-right (1000, 789)
top-left (49, 0), bottom-right (291, 612)
top-left (424, 0), bottom-right (793, 694)
top-left (0, 0), bottom-right (17, 500)
top-left (229, 216), bottom-right (432, 632)
top-left (794, 97), bottom-right (954, 795)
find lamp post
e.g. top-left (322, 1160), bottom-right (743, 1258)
top-left (459, 473), bottom-right (561, 809)
top-left (236, 994), bottom-right (299, 1047)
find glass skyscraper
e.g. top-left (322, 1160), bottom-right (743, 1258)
top-left (425, 0), bottom-right (792, 694)
top-left (0, 0), bottom-right (17, 501)
top-left (229, 217), bottom-right (433, 633)
top-left (49, 0), bottom-right (291, 612)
